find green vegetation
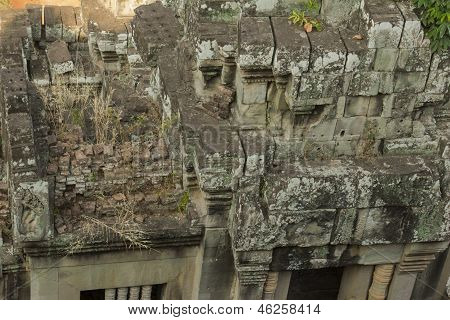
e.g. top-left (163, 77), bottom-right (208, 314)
top-left (413, 0), bottom-right (450, 52)
top-left (177, 191), bottom-right (190, 214)
top-left (289, 0), bottom-right (322, 32)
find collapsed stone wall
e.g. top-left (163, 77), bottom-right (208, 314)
top-left (0, 1), bottom-right (197, 250)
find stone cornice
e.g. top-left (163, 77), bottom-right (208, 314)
top-left (21, 226), bottom-right (203, 257)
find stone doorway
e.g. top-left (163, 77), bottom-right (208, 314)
top-left (287, 267), bottom-right (344, 300)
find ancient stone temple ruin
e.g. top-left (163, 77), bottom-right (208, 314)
top-left (0, 0), bottom-right (449, 300)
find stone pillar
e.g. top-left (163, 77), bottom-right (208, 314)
top-left (263, 272), bottom-right (278, 300)
top-left (117, 287), bottom-right (129, 300)
top-left (338, 265), bottom-right (374, 300)
top-left (221, 57), bottom-right (236, 86)
top-left (105, 288), bottom-right (116, 300)
top-left (129, 287), bottom-right (141, 300)
top-left (141, 286), bottom-right (152, 300)
top-left (389, 242), bottom-right (449, 300)
top-left (30, 267), bottom-right (59, 300)
top-left (234, 251), bottom-right (272, 300)
top-left (387, 267), bottom-right (417, 300)
top-left (268, 76), bottom-right (290, 134)
top-left (274, 271), bottom-right (292, 300)
top-left (0, 276), bottom-right (4, 300)
top-left (368, 264), bottom-right (395, 300)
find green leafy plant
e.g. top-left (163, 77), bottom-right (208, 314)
top-left (413, 0), bottom-right (450, 52)
top-left (289, 0), bottom-right (322, 32)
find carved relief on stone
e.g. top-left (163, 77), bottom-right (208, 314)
top-left (368, 264), bottom-right (395, 300)
top-left (12, 180), bottom-right (51, 242)
top-left (263, 271), bottom-right (279, 300)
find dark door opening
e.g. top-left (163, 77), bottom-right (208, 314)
top-left (287, 267), bottom-right (344, 300)
top-left (80, 289), bottom-right (106, 300)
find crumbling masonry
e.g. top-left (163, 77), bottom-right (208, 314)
top-left (0, 0), bottom-right (449, 300)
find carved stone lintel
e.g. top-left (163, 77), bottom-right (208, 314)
top-left (399, 242), bottom-right (449, 273)
top-left (240, 69), bottom-right (274, 84)
top-left (368, 264), bottom-right (395, 300)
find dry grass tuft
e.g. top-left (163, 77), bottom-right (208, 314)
top-left (67, 192), bottom-right (152, 254)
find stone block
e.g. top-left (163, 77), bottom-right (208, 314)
top-left (390, 93), bottom-right (416, 118)
top-left (334, 116), bottom-right (367, 140)
top-left (60, 6), bottom-right (80, 43)
top-left (373, 48), bottom-right (398, 71)
top-left (47, 40), bottom-right (74, 76)
top-left (30, 54), bottom-right (51, 86)
top-left (367, 96), bottom-right (384, 116)
top-left (364, 117), bottom-right (387, 139)
top-left (348, 72), bottom-right (380, 96)
top-left (430, 50), bottom-right (450, 71)
top-left (44, 6), bottom-right (62, 42)
top-left (345, 96), bottom-right (371, 117)
top-left (235, 102), bottom-right (267, 126)
top-left (303, 141), bottom-right (336, 160)
top-left (396, 1), bottom-right (425, 48)
top-left (426, 71), bottom-right (449, 94)
top-left (394, 72), bottom-right (428, 93)
top-left (362, 0), bottom-right (404, 48)
top-left (385, 117), bottom-right (413, 139)
top-left (298, 73), bottom-right (345, 100)
top-left (397, 48), bottom-right (432, 72)
top-left (239, 17), bottom-right (274, 69)
top-left (240, 81), bottom-right (268, 105)
top-left (198, 1), bottom-right (241, 23)
top-left (271, 17), bottom-right (310, 76)
top-left (4, 92), bottom-right (29, 114)
top-left (378, 72), bottom-right (395, 94)
top-left (240, 0), bottom-right (309, 16)
top-left (361, 207), bottom-right (412, 244)
top-left (383, 137), bottom-right (439, 156)
top-left (321, 0), bottom-right (361, 27)
top-left (26, 4), bottom-right (42, 41)
top-left (8, 113), bottom-right (34, 146)
top-left (340, 29), bottom-right (376, 72)
top-left (334, 140), bottom-right (358, 157)
top-left (330, 208), bottom-right (357, 244)
top-left (305, 119), bottom-right (338, 141)
top-left (309, 29), bottom-right (347, 73)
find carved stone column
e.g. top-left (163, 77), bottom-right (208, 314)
top-left (221, 56), bottom-right (236, 86)
top-left (129, 287), bottom-right (141, 300)
top-left (141, 286), bottom-right (152, 300)
top-left (105, 288), bottom-right (116, 300)
top-left (268, 76), bottom-right (290, 134)
top-left (368, 264), bottom-right (395, 300)
top-left (117, 287), bottom-right (129, 300)
top-left (263, 272), bottom-right (279, 300)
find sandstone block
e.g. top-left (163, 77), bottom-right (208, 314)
top-left (373, 48), bottom-right (398, 71)
top-left (362, 0), bottom-right (404, 48)
top-left (238, 17), bottom-right (274, 69)
top-left (394, 72), bottom-right (428, 93)
top-left (47, 40), bottom-right (74, 76)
